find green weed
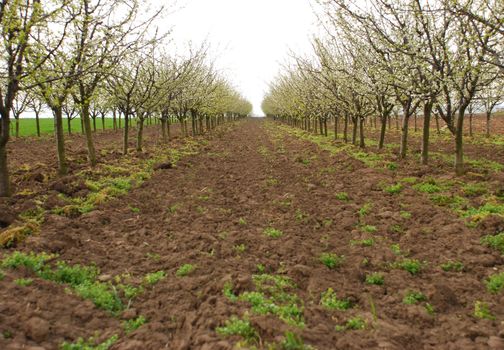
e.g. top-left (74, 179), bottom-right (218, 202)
top-left (320, 288), bottom-right (352, 310)
top-left (400, 211), bottom-right (412, 219)
top-left (384, 183), bottom-right (403, 194)
top-left (481, 232), bottom-right (504, 254)
top-left (359, 203), bottom-right (373, 218)
top-left (403, 291), bottom-right (427, 305)
top-left (394, 259), bottom-right (423, 275)
top-left (335, 192), bottom-right (350, 201)
top-left (60, 335), bottom-right (118, 350)
top-left (474, 301), bottom-right (495, 320)
top-left (462, 183), bottom-right (487, 197)
top-left (144, 271), bottom-right (166, 285)
top-left (234, 244), bottom-right (246, 254)
top-left (281, 331), bottom-right (314, 350)
top-left (360, 225), bottom-right (377, 233)
top-left (263, 227), bottom-right (283, 239)
top-left (238, 217), bottom-right (247, 225)
top-left (413, 182), bottom-right (442, 193)
top-left (123, 316), bottom-right (147, 334)
top-left (365, 273), bottom-right (384, 285)
top-left (73, 282), bottom-right (123, 313)
top-left (485, 272), bottom-right (504, 293)
top-left (336, 316), bottom-right (366, 331)
top-left (1, 251), bottom-right (54, 271)
top-left (319, 253), bottom-right (344, 269)
top-left (350, 239), bottom-right (374, 247)
top-left (14, 278), bottom-right (33, 286)
top-left (216, 316), bottom-right (258, 343)
top-left (176, 264), bottom-right (196, 277)
top-left (440, 261), bottom-right (464, 272)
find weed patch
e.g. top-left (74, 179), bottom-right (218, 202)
top-left (320, 288), bottom-right (352, 310)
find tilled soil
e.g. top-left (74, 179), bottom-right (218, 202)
top-left (1, 119), bottom-right (504, 350)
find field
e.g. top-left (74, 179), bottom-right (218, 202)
top-left (11, 118), bottom-right (140, 137)
top-left (0, 117), bottom-right (503, 349)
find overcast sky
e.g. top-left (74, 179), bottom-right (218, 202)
top-left (168, 0), bottom-right (318, 115)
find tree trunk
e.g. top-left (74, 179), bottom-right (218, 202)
top-left (67, 117), bottom-right (72, 135)
top-left (378, 115), bottom-right (387, 150)
top-left (161, 117), bottom-right (167, 142)
top-left (421, 102), bottom-right (433, 165)
top-left (136, 117), bottom-right (144, 151)
top-left (35, 111), bottom-right (41, 137)
top-left (334, 116), bottom-right (338, 140)
top-left (352, 117), bottom-right (358, 145)
top-left (123, 112), bottom-right (129, 155)
top-left (486, 111), bottom-right (491, 137)
top-left (101, 114), bottom-right (105, 131)
top-left (399, 111), bottom-right (410, 159)
top-left (81, 103), bottom-right (97, 167)
top-left (53, 107), bottom-right (68, 175)
top-left (118, 112), bottom-right (122, 129)
top-left (343, 115), bottom-right (348, 143)
top-left (414, 113), bottom-right (417, 132)
top-left (455, 108), bottom-right (465, 175)
top-left (113, 110), bottom-right (117, 131)
top-left (435, 113), bottom-right (440, 135)
top-left (469, 113), bottom-right (473, 137)
top-left (359, 118), bottom-right (365, 148)
top-left (0, 109), bottom-right (10, 196)
top-left (15, 118), bottom-right (19, 138)
top-left (92, 116), bottom-right (96, 132)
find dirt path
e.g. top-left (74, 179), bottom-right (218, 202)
top-left (1, 119), bottom-right (503, 350)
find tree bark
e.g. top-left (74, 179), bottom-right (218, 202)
top-left (399, 111), bottom-right (410, 159)
top-left (123, 112), bottom-right (129, 155)
top-left (359, 117), bottom-right (365, 148)
top-left (15, 118), bottom-right (20, 138)
top-left (455, 108), bottom-right (465, 175)
top-left (352, 117), bottom-right (358, 145)
top-left (35, 111), bottom-right (41, 137)
top-left (421, 101), bottom-right (433, 165)
top-left (378, 115), bottom-right (387, 150)
top-left (136, 117), bottom-right (144, 151)
top-left (81, 103), bottom-right (97, 166)
top-left (53, 107), bottom-right (68, 175)
top-left (343, 115), bottom-right (348, 143)
top-left (0, 109), bottom-right (10, 196)
top-left (486, 111), bottom-right (491, 137)
top-left (67, 117), bottom-right (72, 135)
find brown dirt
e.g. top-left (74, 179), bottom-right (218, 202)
top-left (1, 119), bottom-right (504, 349)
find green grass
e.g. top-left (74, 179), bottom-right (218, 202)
top-left (335, 316), bottom-right (366, 331)
top-left (384, 183), bottom-right (403, 194)
top-left (226, 274), bottom-right (305, 327)
top-left (350, 238), bottom-right (374, 247)
top-left (365, 273), bottom-right (384, 285)
top-left (73, 282), bottom-right (123, 313)
top-left (474, 301), bottom-right (495, 320)
top-left (481, 232), bottom-right (504, 254)
top-left (462, 183), bottom-right (487, 196)
top-left (12, 118), bottom-right (135, 137)
top-left (360, 224), bottom-right (377, 233)
top-left (440, 261), bottom-right (464, 272)
top-left (319, 253), bottom-right (344, 269)
top-left (485, 272), bottom-right (504, 293)
top-left (413, 182), bottom-right (442, 193)
top-left (123, 316), bottom-right (147, 334)
top-left (394, 259), bottom-right (423, 275)
top-left (335, 192), bottom-right (350, 201)
top-left (263, 227), bottom-right (284, 238)
top-left (14, 278), bottom-right (33, 286)
top-left (176, 264), bottom-right (196, 277)
top-left (216, 316), bottom-right (258, 343)
top-left (144, 271), bottom-right (166, 284)
top-left (403, 291), bottom-right (427, 305)
top-left (60, 335), bottom-right (118, 350)
top-left (320, 288), bottom-right (352, 310)
top-left (2, 251), bottom-right (124, 313)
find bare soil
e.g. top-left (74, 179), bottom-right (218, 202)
top-left (1, 119), bottom-right (503, 350)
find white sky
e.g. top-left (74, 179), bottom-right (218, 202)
top-left (168, 0), bottom-right (318, 116)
